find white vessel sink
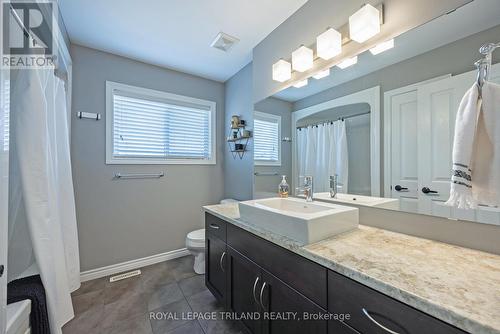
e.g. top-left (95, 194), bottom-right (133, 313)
top-left (238, 197), bottom-right (358, 245)
top-left (314, 192), bottom-right (400, 210)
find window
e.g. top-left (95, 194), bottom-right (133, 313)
top-left (106, 81), bottom-right (216, 164)
top-left (254, 111), bottom-right (281, 166)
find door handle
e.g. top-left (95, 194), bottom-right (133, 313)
top-left (362, 308), bottom-right (400, 334)
top-left (252, 277), bottom-right (260, 306)
top-left (219, 252), bottom-right (226, 272)
top-left (259, 282), bottom-right (268, 311)
top-left (421, 187), bottom-right (438, 194)
top-left (394, 185), bottom-right (408, 192)
top-left (209, 223), bottom-right (220, 229)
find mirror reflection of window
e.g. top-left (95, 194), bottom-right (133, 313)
top-left (254, 111), bottom-right (281, 166)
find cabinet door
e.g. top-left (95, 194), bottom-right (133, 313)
top-left (226, 247), bottom-right (263, 334)
top-left (260, 271), bottom-right (327, 334)
top-left (205, 235), bottom-right (226, 303)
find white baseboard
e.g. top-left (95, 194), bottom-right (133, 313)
top-left (80, 248), bottom-right (191, 282)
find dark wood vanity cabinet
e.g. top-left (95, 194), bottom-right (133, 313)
top-left (226, 247), bottom-right (263, 334)
top-left (205, 213), bottom-right (469, 334)
top-left (260, 270), bottom-right (328, 334)
top-left (328, 270), bottom-right (467, 334)
top-left (205, 214), bottom-right (227, 303)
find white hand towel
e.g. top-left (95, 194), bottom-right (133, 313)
top-left (446, 81), bottom-right (500, 209)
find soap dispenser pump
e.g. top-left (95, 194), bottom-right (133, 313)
top-left (278, 175), bottom-right (289, 198)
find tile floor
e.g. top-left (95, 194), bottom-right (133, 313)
top-left (63, 256), bottom-right (246, 334)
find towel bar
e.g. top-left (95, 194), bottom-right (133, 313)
top-left (114, 172), bottom-right (165, 179)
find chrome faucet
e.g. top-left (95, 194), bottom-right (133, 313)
top-left (330, 175), bottom-right (338, 198)
top-left (297, 176), bottom-right (314, 202)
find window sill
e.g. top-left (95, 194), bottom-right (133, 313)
top-left (106, 158), bottom-right (216, 165)
top-left (254, 161), bottom-right (282, 167)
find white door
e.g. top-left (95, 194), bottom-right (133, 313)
top-left (417, 72), bottom-right (474, 218)
top-left (0, 56), bottom-right (9, 334)
top-left (389, 89), bottom-right (419, 213)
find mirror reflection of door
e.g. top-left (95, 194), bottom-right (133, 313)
top-left (387, 66), bottom-right (500, 223)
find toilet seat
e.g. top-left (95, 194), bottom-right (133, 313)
top-left (186, 228), bottom-right (205, 248)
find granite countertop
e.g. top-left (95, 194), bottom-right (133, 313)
top-left (203, 202), bottom-right (500, 334)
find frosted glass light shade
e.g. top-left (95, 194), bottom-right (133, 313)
top-left (370, 39), bottom-right (394, 55)
top-left (292, 46), bottom-right (313, 72)
top-left (272, 59), bottom-right (292, 82)
top-left (293, 79), bottom-right (308, 88)
top-left (316, 28), bottom-right (342, 60)
top-left (313, 69), bottom-right (330, 79)
top-left (337, 56), bottom-right (358, 69)
top-left (349, 4), bottom-right (380, 43)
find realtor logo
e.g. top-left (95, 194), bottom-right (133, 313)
top-left (2, 0), bottom-right (56, 68)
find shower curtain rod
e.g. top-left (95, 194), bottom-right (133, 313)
top-left (9, 5), bottom-right (39, 45)
top-left (296, 111), bottom-right (370, 129)
top-left (8, 4), bottom-right (69, 80)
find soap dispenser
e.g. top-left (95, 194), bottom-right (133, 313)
top-left (278, 175), bottom-right (289, 198)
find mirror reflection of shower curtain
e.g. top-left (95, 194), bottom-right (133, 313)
top-left (10, 68), bottom-right (79, 333)
top-left (296, 121), bottom-right (348, 192)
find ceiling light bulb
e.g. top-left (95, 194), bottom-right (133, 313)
top-left (272, 59), bottom-right (292, 82)
top-left (293, 79), bottom-right (308, 88)
top-left (292, 45), bottom-right (313, 72)
top-left (349, 4), bottom-right (380, 43)
top-left (370, 39), bottom-right (394, 55)
top-left (313, 69), bottom-right (330, 79)
top-left (337, 56), bottom-right (358, 69)
top-left (316, 28), bottom-right (342, 60)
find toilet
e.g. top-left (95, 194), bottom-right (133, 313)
top-left (186, 199), bottom-right (237, 274)
top-left (186, 228), bottom-right (206, 274)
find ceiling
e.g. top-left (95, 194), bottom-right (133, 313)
top-left (274, 0), bottom-right (500, 102)
top-left (58, 0), bottom-right (307, 82)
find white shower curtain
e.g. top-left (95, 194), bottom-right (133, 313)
top-left (11, 68), bottom-right (79, 333)
top-left (296, 121), bottom-right (348, 192)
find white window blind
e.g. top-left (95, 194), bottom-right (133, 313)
top-left (106, 82), bottom-right (216, 164)
top-left (2, 79), bottom-right (9, 152)
top-left (254, 112), bottom-right (281, 166)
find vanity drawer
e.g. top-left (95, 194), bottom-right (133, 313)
top-left (227, 223), bottom-right (327, 308)
top-left (328, 270), bottom-right (467, 334)
top-left (205, 213), bottom-right (226, 242)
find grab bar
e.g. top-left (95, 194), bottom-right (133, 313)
top-left (254, 172), bottom-right (279, 176)
top-left (114, 172), bottom-right (165, 179)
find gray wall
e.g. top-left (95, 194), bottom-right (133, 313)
top-left (224, 63), bottom-right (254, 201)
top-left (254, 97), bottom-right (293, 197)
top-left (70, 44), bottom-right (225, 271)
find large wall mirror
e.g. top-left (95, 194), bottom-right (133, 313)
top-left (252, 0), bottom-right (500, 226)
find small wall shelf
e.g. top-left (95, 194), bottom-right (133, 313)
top-left (227, 116), bottom-right (251, 160)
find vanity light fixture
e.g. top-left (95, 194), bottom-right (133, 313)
top-left (292, 45), bottom-right (313, 72)
top-left (313, 69), bottom-right (330, 79)
top-left (293, 79), bottom-right (308, 88)
top-left (349, 4), bottom-right (380, 43)
top-left (337, 56), bottom-right (358, 69)
top-left (370, 39), bottom-right (394, 55)
top-left (316, 28), bottom-right (342, 60)
top-left (272, 59), bottom-right (292, 82)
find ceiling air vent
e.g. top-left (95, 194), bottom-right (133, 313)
top-left (210, 32), bottom-right (239, 52)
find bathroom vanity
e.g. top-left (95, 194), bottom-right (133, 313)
top-left (204, 203), bottom-right (500, 334)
